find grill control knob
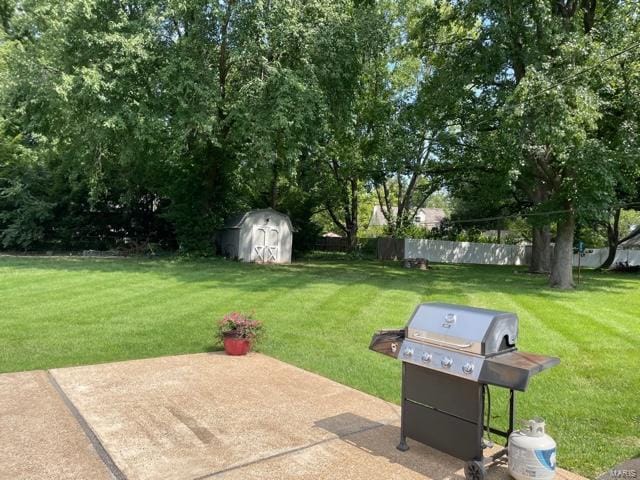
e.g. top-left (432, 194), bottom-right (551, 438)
top-left (422, 353), bottom-right (432, 363)
top-left (462, 362), bottom-right (474, 374)
top-left (441, 356), bottom-right (453, 368)
top-left (403, 348), bottom-right (414, 358)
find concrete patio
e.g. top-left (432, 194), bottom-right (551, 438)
top-left (0, 353), bottom-right (585, 480)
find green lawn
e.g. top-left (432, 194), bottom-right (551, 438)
top-left (1, 255), bottom-right (638, 477)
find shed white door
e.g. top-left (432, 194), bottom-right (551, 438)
top-left (252, 225), bottom-right (279, 263)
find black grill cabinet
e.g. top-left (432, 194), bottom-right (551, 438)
top-left (370, 303), bottom-right (559, 480)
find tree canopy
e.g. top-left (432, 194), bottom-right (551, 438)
top-left (0, 0), bottom-right (638, 288)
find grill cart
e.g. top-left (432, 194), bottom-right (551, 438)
top-left (370, 303), bottom-right (559, 480)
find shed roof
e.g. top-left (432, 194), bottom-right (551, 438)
top-left (620, 227), bottom-right (640, 249)
top-left (222, 208), bottom-right (293, 230)
top-left (223, 213), bottom-right (249, 229)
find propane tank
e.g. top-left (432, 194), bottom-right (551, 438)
top-left (508, 417), bottom-right (556, 480)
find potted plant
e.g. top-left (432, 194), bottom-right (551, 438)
top-left (216, 311), bottom-right (263, 356)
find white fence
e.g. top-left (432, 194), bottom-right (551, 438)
top-left (405, 239), bottom-right (530, 265)
top-left (405, 238), bottom-right (640, 267)
top-left (575, 247), bottom-right (640, 267)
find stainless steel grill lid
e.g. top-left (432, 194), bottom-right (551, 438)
top-left (369, 302), bottom-right (558, 390)
top-left (405, 303), bottom-right (518, 356)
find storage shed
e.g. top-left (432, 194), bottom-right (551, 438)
top-left (216, 209), bottom-right (293, 264)
top-left (620, 227), bottom-right (640, 249)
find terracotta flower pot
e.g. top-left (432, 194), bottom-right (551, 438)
top-left (223, 336), bottom-right (252, 356)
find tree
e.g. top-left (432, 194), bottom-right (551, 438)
top-left (593, 16), bottom-right (640, 269)
top-left (0, 121), bottom-right (53, 249)
top-left (413, 0), bottom-right (640, 288)
top-left (326, 0), bottom-right (447, 241)
top-left (371, 106), bottom-right (445, 237)
top-left (2, 0), bottom-right (637, 263)
top-left (310, 1), bottom-right (394, 249)
top-left (0, 0), bottom-right (363, 252)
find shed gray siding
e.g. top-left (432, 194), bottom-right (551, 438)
top-left (216, 209), bottom-right (292, 263)
top-left (217, 229), bottom-right (240, 259)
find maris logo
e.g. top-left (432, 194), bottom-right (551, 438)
top-left (608, 470), bottom-right (637, 478)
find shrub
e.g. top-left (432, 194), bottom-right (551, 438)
top-left (216, 311), bottom-right (264, 342)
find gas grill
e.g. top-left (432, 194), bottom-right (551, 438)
top-left (370, 303), bottom-right (559, 480)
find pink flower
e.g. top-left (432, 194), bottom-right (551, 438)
top-left (216, 311), bottom-right (263, 340)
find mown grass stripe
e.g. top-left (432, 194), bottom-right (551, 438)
top-left (0, 257), bottom-right (637, 478)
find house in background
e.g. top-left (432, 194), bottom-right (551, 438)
top-left (620, 226), bottom-right (640, 250)
top-left (369, 205), bottom-right (446, 230)
top-left (215, 208), bottom-right (293, 264)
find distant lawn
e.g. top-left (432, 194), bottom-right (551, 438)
top-left (1, 255), bottom-right (638, 477)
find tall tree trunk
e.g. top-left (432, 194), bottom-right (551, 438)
top-left (599, 208), bottom-right (621, 270)
top-left (345, 220), bottom-right (357, 251)
top-left (325, 176), bottom-right (358, 251)
top-left (269, 160), bottom-right (278, 208)
top-left (530, 225), bottom-right (552, 273)
top-left (325, 152), bottom-right (360, 251)
top-left (347, 178), bottom-right (359, 251)
top-left (549, 208), bottom-right (575, 289)
top-left (528, 179), bottom-right (552, 273)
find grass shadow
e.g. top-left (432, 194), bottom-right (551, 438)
top-left (1, 255), bottom-right (637, 300)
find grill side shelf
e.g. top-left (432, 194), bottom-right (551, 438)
top-left (479, 351), bottom-right (560, 391)
top-left (369, 329), bottom-right (405, 359)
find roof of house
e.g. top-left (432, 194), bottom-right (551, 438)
top-left (620, 227), bottom-right (640, 249)
top-left (369, 205), bottom-right (446, 228)
top-left (222, 208), bottom-right (292, 230)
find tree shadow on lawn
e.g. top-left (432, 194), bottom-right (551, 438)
top-left (1, 255), bottom-right (637, 299)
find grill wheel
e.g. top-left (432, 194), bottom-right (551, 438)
top-left (464, 460), bottom-right (486, 480)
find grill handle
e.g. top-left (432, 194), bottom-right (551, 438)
top-left (412, 332), bottom-right (473, 349)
